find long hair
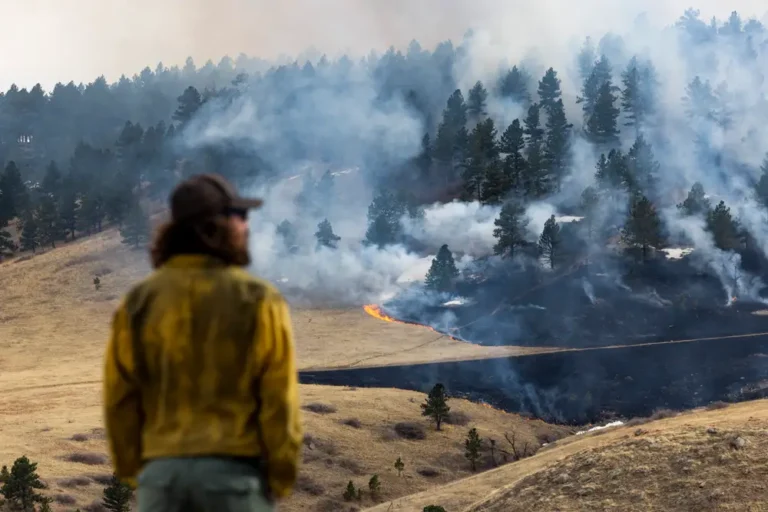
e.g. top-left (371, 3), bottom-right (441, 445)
top-left (150, 216), bottom-right (250, 269)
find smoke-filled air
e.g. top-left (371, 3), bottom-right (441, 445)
top-left (2, 3), bottom-right (768, 348)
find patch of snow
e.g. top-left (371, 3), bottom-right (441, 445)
top-left (575, 420), bottom-right (624, 435)
top-left (661, 247), bottom-right (694, 260)
top-left (555, 215), bottom-right (584, 223)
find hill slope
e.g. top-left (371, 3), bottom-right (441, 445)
top-left (0, 229), bottom-right (571, 511)
top-left (368, 399), bottom-right (768, 512)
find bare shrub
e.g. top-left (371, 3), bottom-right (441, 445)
top-left (89, 428), bottom-right (106, 439)
top-left (503, 431), bottom-right (538, 461)
top-left (625, 417), bottom-right (648, 427)
top-left (337, 458), bottom-right (366, 475)
top-left (83, 501), bottom-right (107, 512)
top-left (58, 476), bottom-right (91, 488)
top-left (316, 498), bottom-right (354, 512)
top-left (53, 493), bottom-right (77, 505)
top-left (535, 427), bottom-right (572, 445)
top-left (302, 403), bottom-right (338, 415)
top-left (444, 411), bottom-right (471, 426)
top-left (63, 452), bottom-right (107, 465)
top-left (417, 467), bottom-right (441, 478)
top-left (394, 422), bottom-right (427, 440)
top-left (88, 474), bottom-right (113, 485)
top-left (70, 433), bottom-right (89, 442)
top-left (302, 434), bottom-right (338, 456)
top-left (14, 255), bottom-right (34, 264)
top-left (94, 266), bottom-right (113, 277)
top-left (706, 401), bottom-right (729, 410)
top-left (341, 418), bottom-right (362, 429)
top-left (649, 408), bottom-right (679, 421)
top-left (296, 474), bottom-right (325, 496)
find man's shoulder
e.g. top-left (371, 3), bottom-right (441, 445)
top-left (226, 268), bottom-right (284, 301)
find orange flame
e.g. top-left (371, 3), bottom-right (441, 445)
top-left (363, 304), bottom-right (459, 339)
top-left (363, 304), bottom-right (397, 323)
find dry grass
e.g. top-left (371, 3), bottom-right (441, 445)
top-left (369, 399), bottom-right (768, 512)
top-left (0, 228), bottom-right (569, 511)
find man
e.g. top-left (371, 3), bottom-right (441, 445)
top-left (103, 173), bottom-right (302, 512)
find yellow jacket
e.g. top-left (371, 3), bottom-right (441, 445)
top-left (103, 254), bottom-right (302, 499)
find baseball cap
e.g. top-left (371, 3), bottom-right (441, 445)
top-left (170, 173), bottom-right (263, 223)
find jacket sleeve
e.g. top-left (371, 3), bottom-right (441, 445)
top-left (103, 301), bottom-right (143, 488)
top-left (254, 292), bottom-right (303, 499)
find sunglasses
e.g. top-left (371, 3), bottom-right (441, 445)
top-left (226, 208), bottom-right (249, 220)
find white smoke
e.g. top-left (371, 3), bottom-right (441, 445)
top-left (167, 3), bottom-right (768, 306)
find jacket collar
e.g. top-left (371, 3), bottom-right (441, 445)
top-left (163, 254), bottom-right (229, 269)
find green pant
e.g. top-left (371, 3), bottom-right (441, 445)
top-left (137, 457), bottom-right (274, 512)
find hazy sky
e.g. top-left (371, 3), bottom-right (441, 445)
top-left (2, 0), bottom-right (767, 91)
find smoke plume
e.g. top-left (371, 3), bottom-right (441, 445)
top-left (147, 1), bottom-right (768, 309)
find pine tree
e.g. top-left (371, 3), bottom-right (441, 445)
top-left (678, 182), bottom-right (711, 216)
top-left (343, 481), bottom-right (356, 501)
top-left (173, 86), bottom-right (203, 125)
top-left (424, 244), bottom-right (459, 292)
top-left (0, 465), bottom-right (8, 484)
top-left (364, 190), bottom-right (406, 247)
top-left (537, 68), bottom-right (562, 112)
top-left (463, 118), bottom-right (500, 201)
top-left (0, 227), bottom-right (14, 255)
top-left (595, 150), bottom-right (629, 191)
top-left (120, 201), bottom-right (150, 249)
top-left (276, 220), bottom-right (298, 252)
top-left (79, 189), bottom-right (106, 235)
top-left (493, 200), bottom-right (530, 258)
top-left (586, 81), bottom-right (620, 147)
top-left (417, 133), bottom-right (432, 176)
top-left (576, 37), bottom-right (597, 81)
top-left (543, 99), bottom-right (572, 193)
top-left (433, 90), bottom-right (468, 175)
top-left (625, 135), bottom-right (660, 197)
top-left (621, 56), bottom-right (657, 133)
top-left (423, 507), bottom-right (447, 512)
top-left (315, 219), bottom-right (340, 249)
top-left (36, 195), bottom-right (64, 249)
top-left (421, 383), bottom-right (451, 431)
top-left (19, 212), bottom-right (39, 253)
top-left (102, 474), bottom-right (133, 512)
top-left (38, 497), bottom-right (53, 512)
top-left (498, 66), bottom-right (531, 105)
top-left (394, 457), bottom-right (405, 477)
top-left (580, 186), bottom-right (600, 244)
top-left (622, 195), bottom-right (664, 262)
top-left (479, 161), bottom-right (509, 205)
top-left (578, 55), bottom-right (612, 123)
top-left (522, 103), bottom-right (546, 197)
top-left (40, 161), bottom-right (62, 199)
top-left (467, 81), bottom-right (488, 120)
top-left (706, 200), bottom-right (740, 251)
top-left (0, 161), bottom-right (29, 224)
top-left (368, 475), bottom-right (381, 498)
top-left (538, 215), bottom-right (561, 269)
top-left (755, 155), bottom-right (768, 208)
top-left (499, 120), bottom-right (527, 194)
top-left (464, 427), bottom-right (483, 471)
top-left (0, 455), bottom-right (46, 512)
top-left (58, 183), bottom-right (80, 241)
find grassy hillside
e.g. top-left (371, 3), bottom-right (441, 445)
top-left (0, 228), bottom-right (572, 511)
top-left (368, 400), bottom-right (768, 512)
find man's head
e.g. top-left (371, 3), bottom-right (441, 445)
top-left (150, 174), bottom-right (263, 268)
